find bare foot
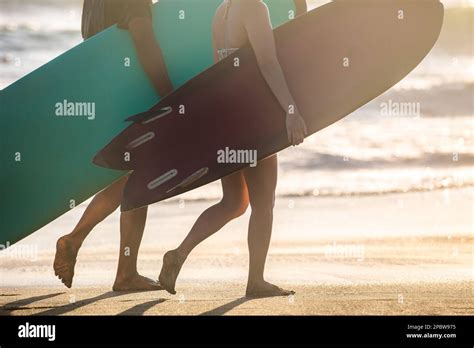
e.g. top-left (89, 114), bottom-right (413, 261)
top-left (113, 274), bottom-right (164, 292)
top-left (53, 236), bottom-right (81, 288)
top-left (246, 280), bottom-right (295, 298)
top-left (159, 250), bottom-right (186, 295)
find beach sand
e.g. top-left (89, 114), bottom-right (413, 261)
top-left (1, 281), bottom-right (472, 316)
top-left (0, 188), bottom-right (472, 315)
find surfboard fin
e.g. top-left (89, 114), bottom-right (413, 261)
top-left (166, 167), bottom-right (209, 194)
top-left (126, 106), bottom-right (173, 124)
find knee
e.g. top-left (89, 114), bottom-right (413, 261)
top-left (220, 196), bottom-right (249, 220)
top-left (249, 194), bottom-right (275, 218)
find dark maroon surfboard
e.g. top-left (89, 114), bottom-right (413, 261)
top-left (94, 0), bottom-right (444, 211)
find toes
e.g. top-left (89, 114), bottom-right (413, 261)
top-left (246, 283), bottom-right (295, 298)
top-left (113, 274), bottom-right (165, 292)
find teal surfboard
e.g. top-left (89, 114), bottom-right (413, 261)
top-left (0, 0), bottom-right (296, 246)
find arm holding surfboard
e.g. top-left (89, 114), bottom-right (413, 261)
top-left (128, 16), bottom-right (174, 97)
top-left (242, 1), bottom-right (307, 145)
top-left (294, 0), bottom-right (307, 16)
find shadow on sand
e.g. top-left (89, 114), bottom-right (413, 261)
top-left (36, 291), bottom-right (169, 316)
top-left (1, 292), bottom-right (283, 316)
top-left (0, 292), bottom-right (65, 316)
top-left (2, 291), bottom-right (167, 316)
top-left (199, 297), bottom-right (250, 316)
top-left (117, 299), bottom-right (167, 315)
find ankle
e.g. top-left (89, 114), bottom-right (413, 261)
top-left (59, 234), bottom-right (82, 250)
top-left (175, 248), bottom-right (188, 262)
top-left (247, 277), bottom-right (265, 289)
top-left (115, 270), bottom-right (139, 284)
top-left (70, 235), bottom-right (85, 249)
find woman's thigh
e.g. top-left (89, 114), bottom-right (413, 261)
top-left (243, 155), bottom-right (278, 208)
top-left (221, 170), bottom-right (249, 207)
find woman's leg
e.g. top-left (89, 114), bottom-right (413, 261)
top-left (159, 171), bottom-right (249, 294)
top-left (178, 172), bottom-right (249, 257)
top-left (54, 176), bottom-right (128, 288)
top-left (243, 155), bottom-right (294, 298)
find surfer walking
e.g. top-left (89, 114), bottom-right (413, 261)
top-left (159, 0), bottom-right (308, 298)
top-left (53, 0), bottom-right (173, 291)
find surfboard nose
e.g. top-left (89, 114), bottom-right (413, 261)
top-left (92, 152), bottom-right (110, 168)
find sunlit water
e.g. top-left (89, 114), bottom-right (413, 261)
top-left (0, 0), bottom-right (472, 201)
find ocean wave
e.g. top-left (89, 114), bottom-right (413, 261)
top-left (0, 1), bottom-right (471, 44)
top-left (280, 152), bottom-right (474, 171)
top-left (0, 23), bottom-right (79, 35)
top-left (162, 178), bottom-right (474, 204)
top-left (277, 181), bottom-right (474, 199)
top-left (364, 82), bottom-right (474, 117)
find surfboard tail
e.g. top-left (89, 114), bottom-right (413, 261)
top-left (122, 164), bottom-right (215, 211)
top-left (93, 104), bottom-right (178, 170)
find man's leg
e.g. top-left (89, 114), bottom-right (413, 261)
top-left (113, 206), bottom-right (162, 291)
top-left (54, 176), bottom-right (128, 288)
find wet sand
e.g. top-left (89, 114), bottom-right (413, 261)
top-left (0, 188), bottom-right (472, 315)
